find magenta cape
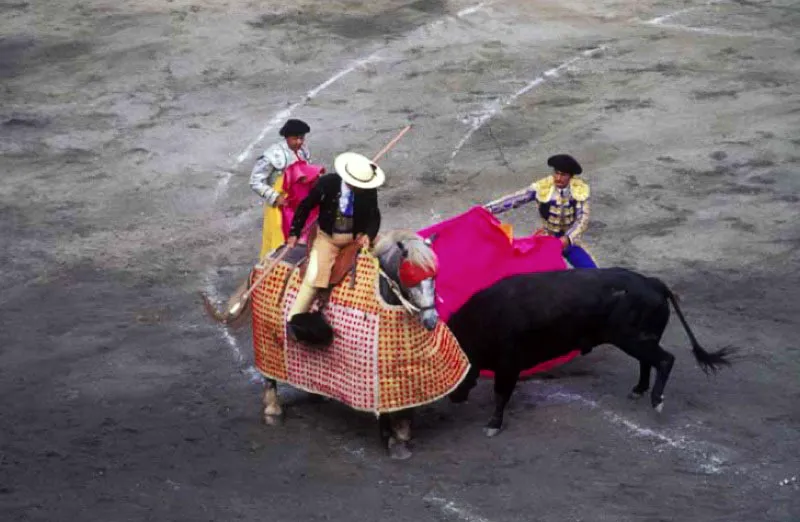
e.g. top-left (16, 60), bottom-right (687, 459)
top-left (417, 206), bottom-right (580, 378)
top-left (281, 160), bottom-right (324, 243)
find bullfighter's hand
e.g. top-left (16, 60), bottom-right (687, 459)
top-left (275, 194), bottom-right (287, 207)
top-left (560, 236), bottom-right (571, 250)
top-left (286, 236), bottom-right (298, 248)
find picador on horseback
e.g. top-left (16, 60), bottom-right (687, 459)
top-left (241, 132), bottom-right (469, 459)
top-left (285, 151), bottom-right (384, 343)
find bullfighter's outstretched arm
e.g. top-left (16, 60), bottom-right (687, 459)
top-left (484, 185), bottom-right (537, 215)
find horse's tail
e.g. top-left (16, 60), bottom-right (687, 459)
top-left (649, 277), bottom-right (734, 375)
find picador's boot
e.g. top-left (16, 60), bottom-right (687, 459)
top-left (287, 282), bottom-right (333, 346)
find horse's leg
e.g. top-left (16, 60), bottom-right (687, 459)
top-left (628, 360), bottom-right (652, 400)
top-left (387, 410), bottom-right (413, 460)
top-left (262, 378), bottom-right (284, 425)
top-left (378, 414), bottom-right (392, 445)
top-left (485, 366), bottom-right (519, 437)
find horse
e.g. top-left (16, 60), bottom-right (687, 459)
top-left (252, 229), bottom-right (454, 460)
top-left (445, 267), bottom-right (734, 436)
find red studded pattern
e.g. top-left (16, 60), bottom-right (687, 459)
top-left (251, 252), bottom-right (470, 414)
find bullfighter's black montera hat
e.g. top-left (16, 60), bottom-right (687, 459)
top-left (547, 154), bottom-right (583, 175)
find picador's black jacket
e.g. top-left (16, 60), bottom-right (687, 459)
top-left (289, 173), bottom-right (381, 240)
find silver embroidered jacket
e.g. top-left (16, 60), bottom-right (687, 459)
top-left (485, 175), bottom-right (591, 244)
top-left (249, 141), bottom-right (310, 206)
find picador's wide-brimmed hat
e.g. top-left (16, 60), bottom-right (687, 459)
top-left (334, 152), bottom-right (386, 189)
top-left (547, 154), bottom-right (583, 175)
top-left (279, 118), bottom-right (311, 137)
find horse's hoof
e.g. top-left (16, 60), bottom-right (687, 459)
top-left (264, 413), bottom-right (284, 426)
top-left (628, 391), bottom-right (645, 400)
top-left (388, 441), bottom-right (412, 460)
top-left (484, 427), bottom-right (501, 437)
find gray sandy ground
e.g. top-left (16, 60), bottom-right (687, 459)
top-left (1, 0), bottom-right (799, 520)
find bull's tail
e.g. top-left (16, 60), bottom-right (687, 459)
top-left (650, 277), bottom-right (734, 375)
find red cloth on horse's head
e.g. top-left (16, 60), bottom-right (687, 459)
top-left (399, 257), bottom-right (438, 288)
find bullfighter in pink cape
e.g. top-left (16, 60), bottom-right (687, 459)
top-left (249, 118), bottom-right (313, 259)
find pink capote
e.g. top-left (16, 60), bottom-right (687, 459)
top-left (281, 160), bottom-right (324, 243)
top-left (417, 206), bottom-right (581, 378)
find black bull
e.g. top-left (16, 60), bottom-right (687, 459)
top-left (446, 267), bottom-right (734, 435)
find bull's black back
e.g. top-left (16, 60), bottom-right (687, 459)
top-left (446, 267), bottom-right (667, 369)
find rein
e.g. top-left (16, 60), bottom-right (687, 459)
top-left (378, 268), bottom-right (422, 314)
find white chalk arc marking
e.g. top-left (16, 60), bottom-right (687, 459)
top-left (449, 46), bottom-right (606, 162)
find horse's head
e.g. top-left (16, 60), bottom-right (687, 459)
top-left (373, 230), bottom-right (440, 330)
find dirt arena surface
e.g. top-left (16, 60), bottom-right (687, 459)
top-left (2, 0), bottom-right (799, 520)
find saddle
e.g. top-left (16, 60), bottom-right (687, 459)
top-left (267, 225), bottom-right (362, 290)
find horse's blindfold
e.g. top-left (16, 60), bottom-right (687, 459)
top-left (399, 259), bottom-right (437, 288)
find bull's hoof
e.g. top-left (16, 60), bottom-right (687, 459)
top-left (483, 426), bottom-right (502, 437)
top-left (653, 401), bottom-right (665, 414)
top-left (628, 390), bottom-right (645, 400)
top-left (388, 440), bottom-right (412, 460)
top-left (264, 413), bottom-right (284, 426)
